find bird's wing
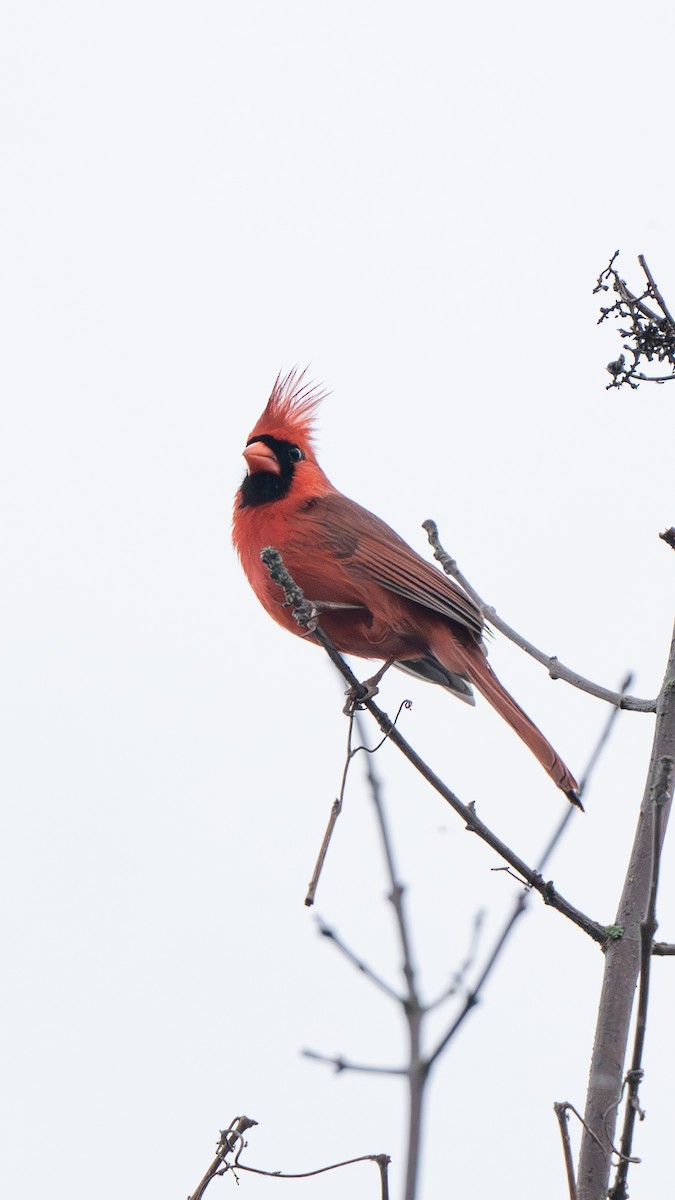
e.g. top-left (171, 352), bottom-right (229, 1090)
top-left (296, 492), bottom-right (484, 636)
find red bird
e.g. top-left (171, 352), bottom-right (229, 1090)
top-left (233, 370), bottom-right (580, 805)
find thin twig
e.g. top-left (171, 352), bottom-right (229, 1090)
top-left (305, 699), bottom-right (413, 906)
top-left (315, 920), bottom-right (403, 1003)
top-left (260, 547), bottom-right (609, 946)
top-left (567, 1102), bottom-right (610, 1152)
top-left (187, 1116), bottom-right (258, 1200)
top-left (236, 1153), bottom-right (391, 1199)
top-left (305, 799), bottom-right (342, 907)
top-left (192, 1122), bottom-right (390, 1199)
top-left (554, 1103), bottom-right (579, 1200)
top-left (302, 1049), bottom-right (406, 1075)
top-left (422, 521), bottom-right (655, 713)
top-left (305, 713), bottom-right (355, 906)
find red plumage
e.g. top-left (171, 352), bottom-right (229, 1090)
top-left (233, 370), bottom-right (580, 805)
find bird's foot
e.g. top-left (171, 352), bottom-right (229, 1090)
top-left (292, 599), bottom-right (321, 634)
top-left (343, 660), bottom-right (395, 713)
top-left (295, 599), bottom-right (368, 637)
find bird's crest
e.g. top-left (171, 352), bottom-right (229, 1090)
top-left (248, 368), bottom-right (328, 451)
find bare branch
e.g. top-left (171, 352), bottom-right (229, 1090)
top-left (608, 755), bottom-right (673, 1200)
top-left (302, 1049), bottom-right (406, 1076)
top-left (352, 713), bottom-right (426, 1200)
top-left (187, 1116), bottom-right (258, 1200)
top-left (237, 1154), bottom-right (392, 1199)
top-left (305, 799), bottom-right (342, 908)
top-left (315, 919), bottom-right (403, 1003)
top-left (594, 253), bottom-right (675, 389)
top-left (578, 623), bottom-right (675, 1200)
top-left (554, 1103), bottom-right (579, 1200)
top-left (638, 254), bottom-right (675, 327)
top-left (554, 1101), bottom-right (616, 1196)
top-left (260, 547), bottom-right (609, 943)
top-left (191, 1120), bottom-right (391, 1199)
top-left (422, 521), bottom-right (655, 713)
top-left (652, 940), bottom-right (675, 956)
top-left (630, 372), bottom-right (675, 384)
top-left (305, 700), bottom-right (413, 907)
top-left (305, 712), bottom-right (356, 906)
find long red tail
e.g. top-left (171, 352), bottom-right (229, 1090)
top-left (429, 629), bottom-right (581, 806)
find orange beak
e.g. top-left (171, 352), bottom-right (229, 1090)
top-left (243, 441), bottom-right (281, 476)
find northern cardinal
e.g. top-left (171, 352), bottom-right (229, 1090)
top-left (233, 369), bottom-right (580, 805)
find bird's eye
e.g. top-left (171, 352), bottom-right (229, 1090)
top-left (288, 446), bottom-right (304, 463)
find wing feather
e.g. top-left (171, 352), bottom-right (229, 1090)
top-left (297, 492), bottom-right (483, 636)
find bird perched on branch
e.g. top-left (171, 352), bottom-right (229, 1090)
top-left (233, 369), bottom-right (580, 806)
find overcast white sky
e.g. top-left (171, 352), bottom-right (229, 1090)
top-left (2, 2), bottom-right (675, 1197)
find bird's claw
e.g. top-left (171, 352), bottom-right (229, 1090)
top-left (343, 679), bottom-right (380, 714)
top-left (293, 598), bottom-right (366, 637)
top-left (290, 599), bottom-right (320, 635)
top-left (342, 660), bottom-right (394, 713)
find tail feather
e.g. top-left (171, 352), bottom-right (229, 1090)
top-left (427, 630), bottom-right (581, 806)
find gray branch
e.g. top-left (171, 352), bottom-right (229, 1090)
top-left (423, 521), bottom-right (655, 713)
top-left (577, 623), bottom-right (675, 1199)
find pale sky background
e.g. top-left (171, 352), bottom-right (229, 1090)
top-left (2, 2), bottom-right (675, 1197)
